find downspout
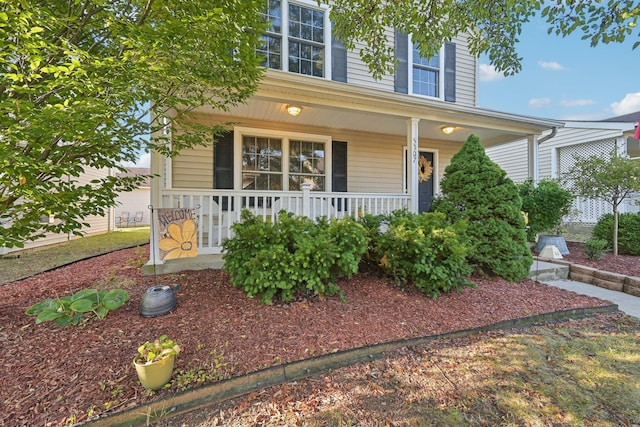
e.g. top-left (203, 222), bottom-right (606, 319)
top-left (533, 127), bottom-right (558, 183)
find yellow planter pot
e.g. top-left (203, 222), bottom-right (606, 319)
top-left (133, 354), bottom-right (175, 390)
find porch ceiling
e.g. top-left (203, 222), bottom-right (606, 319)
top-left (196, 71), bottom-right (563, 148)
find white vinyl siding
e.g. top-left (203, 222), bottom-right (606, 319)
top-left (345, 29), bottom-right (396, 90)
top-left (485, 139), bottom-right (530, 182)
top-left (2, 167), bottom-right (114, 254)
top-left (450, 34), bottom-right (475, 107)
top-left (172, 145), bottom-right (214, 189)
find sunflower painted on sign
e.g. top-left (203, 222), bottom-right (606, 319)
top-left (418, 155), bottom-right (433, 183)
top-left (158, 218), bottom-right (198, 260)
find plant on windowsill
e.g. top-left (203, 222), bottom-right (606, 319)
top-left (133, 335), bottom-right (181, 390)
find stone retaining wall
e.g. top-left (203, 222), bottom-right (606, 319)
top-left (536, 257), bottom-right (640, 298)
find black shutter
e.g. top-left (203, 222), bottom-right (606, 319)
top-left (332, 30), bottom-right (348, 83)
top-left (444, 42), bottom-right (456, 102)
top-left (332, 141), bottom-right (347, 192)
top-left (332, 141), bottom-right (347, 211)
top-left (214, 131), bottom-right (234, 210)
top-left (394, 30), bottom-right (408, 94)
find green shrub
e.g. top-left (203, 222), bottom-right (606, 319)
top-left (222, 210), bottom-right (368, 304)
top-left (361, 211), bottom-right (474, 297)
top-left (517, 178), bottom-right (574, 241)
top-left (432, 134), bottom-right (532, 282)
top-left (583, 238), bottom-right (609, 261)
top-left (26, 288), bottom-right (129, 326)
top-left (592, 213), bottom-right (640, 256)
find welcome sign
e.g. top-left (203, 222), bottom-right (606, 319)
top-left (156, 208), bottom-right (198, 260)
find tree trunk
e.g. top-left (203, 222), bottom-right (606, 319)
top-left (613, 204), bottom-right (619, 256)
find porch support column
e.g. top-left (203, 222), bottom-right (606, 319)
top-left (407, 118), bottom-right (420, 213)
top-left (527, 135), bottom-right (538, 182)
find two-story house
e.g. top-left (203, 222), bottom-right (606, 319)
top-left (147, 0), bottom-right (562, 272)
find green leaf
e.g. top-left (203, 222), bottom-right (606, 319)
top-left (26, 299), bottom-right (57, 315)
top-left (102, 289), bottom-right (129, 310)
top-left (71, 289), bottom-right (98, 301)
top-left (36, 309), bottom-right (63, 324)
top-left (69, 298), bottom-right (96, 313)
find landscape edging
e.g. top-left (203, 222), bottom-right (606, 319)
top-left (79, 304), bottom-right (619, 427)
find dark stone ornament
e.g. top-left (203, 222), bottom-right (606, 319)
top-left (139, 285), bottom-right (177, 317)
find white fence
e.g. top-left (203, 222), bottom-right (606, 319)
top-left (159, 184), bottom-right (410, 254)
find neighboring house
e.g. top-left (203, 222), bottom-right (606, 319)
top-left (486, 111), bottom-right (640, 223)
top-left (115, 167), bottom-right (151, 227)
top-left (147, 0), bottom-right (562, 270)
top-left (0, 166), bottom-right (116, 255)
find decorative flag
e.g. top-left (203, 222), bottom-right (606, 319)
top-left (156, 208), bottom-right (198, 260)
top-left (634, 121), bottom-right (640, 139)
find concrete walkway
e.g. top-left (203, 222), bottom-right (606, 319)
top-left (542, 278), bottom-right (640, 319)
top-left (530, 260), bottom-right (640, 318)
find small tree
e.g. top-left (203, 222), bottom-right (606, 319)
top-left (433, 134), bottom-right (532, 282)
top-left (563, 151), bottom-right (640, 256)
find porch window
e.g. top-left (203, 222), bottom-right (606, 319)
top-left (242, 136), bottom-right (283, 190)
top-left (289, 140), bottom-right (325, 190)
top-left (259, 0), bottom-right (325, 78)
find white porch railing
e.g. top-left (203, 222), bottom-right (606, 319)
top-left (159, 184), bottom-right (410, 254)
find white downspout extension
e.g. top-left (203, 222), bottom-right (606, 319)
top-left (407, 118), bottom-right (420, 213)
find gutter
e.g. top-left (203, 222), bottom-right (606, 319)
top-left (538, 126), bottom-right (558, 144)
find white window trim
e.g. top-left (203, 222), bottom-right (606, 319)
top-left (407, 36), bottom-right (444, 100)
top-left (234, 126), bottom-right (332, 191)
top-left (268, 0), bottom-right (331, 79)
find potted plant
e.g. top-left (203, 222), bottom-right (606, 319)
top-left (133, 335), bottom-right (181, 390)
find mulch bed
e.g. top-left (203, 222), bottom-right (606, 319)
top-left (0, 242), bottom-right (634, 426)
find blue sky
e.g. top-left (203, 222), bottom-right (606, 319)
top-left (478, 17), bottom-right (640, 121)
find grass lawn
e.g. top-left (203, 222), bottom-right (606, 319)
top-left (0, 228), bottom-right (149, 285)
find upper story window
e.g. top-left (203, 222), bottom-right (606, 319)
top-left (395, 31), bottom-right (456, 102)
top-left (412, 43), bottom-right (440, 97)
top-left (259, 0), bottom-right (326, 78)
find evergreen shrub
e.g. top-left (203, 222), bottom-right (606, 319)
top-left (432, 134), bottom-right (532, 281)
top-left (222, 210), bottom-right (368, 304)
top-left (592, 212), bottom-right (640, 256)
top-left (583, 238), bottom-right (609, 261)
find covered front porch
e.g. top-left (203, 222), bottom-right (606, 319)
top-left (146, 71), bottom-right (562, 272)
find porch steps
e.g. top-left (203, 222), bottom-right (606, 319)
top-left (529, 259), bottom-right (570, 282)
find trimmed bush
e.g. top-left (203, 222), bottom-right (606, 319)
top-left (433, 134), bottom-right (532, 282)
top-left (222, 210), bottom-right (368, 304)
top-left (517, 178), bottom-right (574, 241)
top-left (592, 213), bottom-right (640, 256)
top-left (584, 238), bottom-right (609, 261)
top-left (360, 210), bottom-right (474, 297)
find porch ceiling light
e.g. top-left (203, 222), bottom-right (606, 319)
top-left (286, 105), bottom-right (302, 117)
top-left (441, 125), bottom-right (456, 135)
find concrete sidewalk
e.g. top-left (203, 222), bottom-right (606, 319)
top-left (542, 278), bottom-right (640, 319)
top-left (529, 260), bottom-right (640, 318)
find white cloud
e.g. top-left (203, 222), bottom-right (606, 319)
top-left (560, 99), bottom-right (596, 107)
top-left (538, 60), bottom-right (565, 71)
top-left (479, 63), bottom-right (505, 82)
top-left (120, 151), bottom-right (150, 168)
top-left (610, 92), bottom-right (640, 115)
top-left (529, 97), bottom-right (552, 108)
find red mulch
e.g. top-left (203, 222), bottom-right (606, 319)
top-left (0, 242), bottom-right (634, 426)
